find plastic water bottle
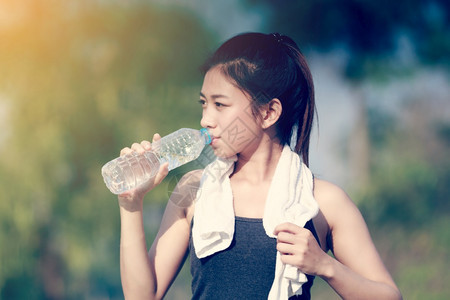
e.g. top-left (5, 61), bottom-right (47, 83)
top-left (102, 128), bottom-right (211, 194)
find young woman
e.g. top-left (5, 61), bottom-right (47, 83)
top-left (117, 33), bottom-right (402, 299)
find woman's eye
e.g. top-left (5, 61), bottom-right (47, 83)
top-left (215, 102), bottom-right (224, 107)
top-left (198, 99), bottom-right (206, 106)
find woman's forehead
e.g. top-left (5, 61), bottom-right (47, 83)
top-left (202, 67), bottom-right (237, 95)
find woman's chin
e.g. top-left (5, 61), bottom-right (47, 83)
top-left (211, 147), bottom-right (235, 159)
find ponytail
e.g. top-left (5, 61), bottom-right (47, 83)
top-left (290, 45), bottom-right (315, 166)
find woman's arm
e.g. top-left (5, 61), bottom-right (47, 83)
top-left (315, 179), bottom-right (402, 300)
top-left (118, 137), bottom-right (200, 299)
top-left (119, 197), bottom-right (192, 300)
top-left (275, 179), bottom-right (402, 300)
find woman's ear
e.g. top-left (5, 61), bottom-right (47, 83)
top-left (261, 98), bottom-right (282, 129)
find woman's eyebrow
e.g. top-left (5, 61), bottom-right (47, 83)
top-left (199, 92), bottom-right (229, 100)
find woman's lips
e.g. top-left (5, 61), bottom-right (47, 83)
top-left (211, 137), bottom-right (220, 145)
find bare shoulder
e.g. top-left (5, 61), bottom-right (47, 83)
top-left (313, 178), bottom-right (362, 232)
top-left (313, 178), bottom-right (354, 208)
top-left (313, 178), bottom-right (380, 270)
top-left (175, 169), bottom-right (203, 188)
top-left (168, 169), bottom-right (203, 223)
top-left (313, 179), bottom-right (400, 295)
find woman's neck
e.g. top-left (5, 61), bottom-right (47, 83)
top-left (232, 140), bottom-right (284, 183)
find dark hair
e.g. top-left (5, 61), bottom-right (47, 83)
top-left (201, 32), bottom-right (316, 166)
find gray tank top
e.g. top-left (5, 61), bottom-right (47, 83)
top-left (189, 217), bottom-right (319, 299)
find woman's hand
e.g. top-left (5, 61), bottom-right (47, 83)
top-left (118, 133), bottom-right (169, 211)
top-left (274, 222), bottom-right (332, 277)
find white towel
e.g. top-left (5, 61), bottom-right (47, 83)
top-left (192, 145), bottom-right (319, 299)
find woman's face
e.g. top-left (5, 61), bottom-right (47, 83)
top-left (199, 66), bottom-right (263, 158)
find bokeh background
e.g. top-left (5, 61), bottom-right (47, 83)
top-left (0, 0), bottom-right (449, 299)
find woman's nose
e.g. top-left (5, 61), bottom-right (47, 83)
top-left (200, 108), bottom-right (215, 129)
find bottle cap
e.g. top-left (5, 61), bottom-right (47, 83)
top-left (200, 128), bottom-right (212, 144)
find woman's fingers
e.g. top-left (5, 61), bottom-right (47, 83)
top-left (152, 133), bottom-right (161, 143)
top-left (141, 140), bottom-right (152, 151)
top-left (153, 162), bottom-right (169, 186)
top-left (119, 138), bottom-right (154, 157)
top-left (120, 147), bottom-right (132, 156)
top-left (276, 231), bottom-right (296, 244)
top-left (274, 222), bottom-right (302, 236)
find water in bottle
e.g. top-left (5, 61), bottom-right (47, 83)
top-left (102, 128), bottom-right (211, 194)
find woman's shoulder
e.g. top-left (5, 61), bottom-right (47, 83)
top-left (168, 169), bottom-right (203, 223)
top-left (313, 178), bottom-right (350, 205)
top-left (177, 169), bottom-right (203, 186)
top-left (169, 169), bottom-right (203, 205)
top-left (313, 178), bottom-right (361, 228)
top-left (312, 178), bottom-right (369, 253)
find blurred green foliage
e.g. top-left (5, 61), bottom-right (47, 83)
top-left (0, 1), bottom-right (449, 299)
top-left (359, 103), bottom-right (450, 299)
top-left (361, 103), bottom-right (449, 226)
top-left (0, 1), bottom-right (214, 299)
